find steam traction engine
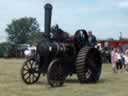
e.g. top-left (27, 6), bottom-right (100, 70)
top-left (21, 3), bottom-right (102, 87)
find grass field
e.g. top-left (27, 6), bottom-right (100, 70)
top-left (0, 59), bottom-right (128, 96)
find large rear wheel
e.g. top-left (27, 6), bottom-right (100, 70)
top-left (76, 46), bottom-right (102, 83)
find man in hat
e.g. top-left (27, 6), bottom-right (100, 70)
top-left (88, 30), bottom-right (97, 47)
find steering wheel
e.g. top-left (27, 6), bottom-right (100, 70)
top-left (74, 29), bottom-right (89, 50)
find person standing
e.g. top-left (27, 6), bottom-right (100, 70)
top-left (124, 49), bottom-right (128, 72)
top-left (111, 48), bottom-right (118, 73)
top-left (88, 31), bottom-right (97, 47)
top-left (116, 49), bottom-right (123, 73)
top-left (119, 51), bottom-right (125, 72)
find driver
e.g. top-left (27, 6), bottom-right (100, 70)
top-left (88, 30), bottom-right (97, 47)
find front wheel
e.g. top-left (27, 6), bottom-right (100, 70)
top-left (21, 58), bottom-right (40, 84)
top-left (47, 59), bottom-right (66, 87)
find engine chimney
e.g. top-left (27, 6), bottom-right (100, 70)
top-left (44, 3), bottom-right (53, 36)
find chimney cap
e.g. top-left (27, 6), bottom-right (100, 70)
top-left (44, 3), bottom-right (53, 9)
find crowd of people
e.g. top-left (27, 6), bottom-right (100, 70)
top-left (86, 31), bottom-right (128, 74)
top-left (111, 48), bottom-right (128, 73)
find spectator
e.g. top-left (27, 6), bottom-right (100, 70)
top-left (120, 51), bottom-right (125, 72)
top-left (24, 45), bottom-right (36, 58)
top-left (111, 48), bottom-right (118, 73)
top-left (124, 49), bottom-right (128, 72)
top-left (88, 31), bottom-right (97, 47)
top-left (116, 49), bottom-right (123, 73)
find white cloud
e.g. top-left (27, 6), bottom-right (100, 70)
top-left (0, 0), bottom-right (128, 41)
top-left (0, 32), bottom-right (7, 42)
top-left (118, 0), bottom-right (128, 8)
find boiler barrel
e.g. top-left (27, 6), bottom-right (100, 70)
top-left (38, 41), bottom-right (73, 56)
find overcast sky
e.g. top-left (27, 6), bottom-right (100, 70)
top-left (0, 0), bottom-right (128, 42)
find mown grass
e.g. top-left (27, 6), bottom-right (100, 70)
top-left (0, 58), bottom-right (128, 96)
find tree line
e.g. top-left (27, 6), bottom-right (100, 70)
top-left (0, 17), bottom-right (42, 57)
top-left (5, 17), bottom-right (42, 44)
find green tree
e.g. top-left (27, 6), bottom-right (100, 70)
top-left (5, 17), bottom-right (40, 44)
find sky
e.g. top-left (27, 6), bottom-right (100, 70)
top-left (0, 0), bottom-right (128, 42)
